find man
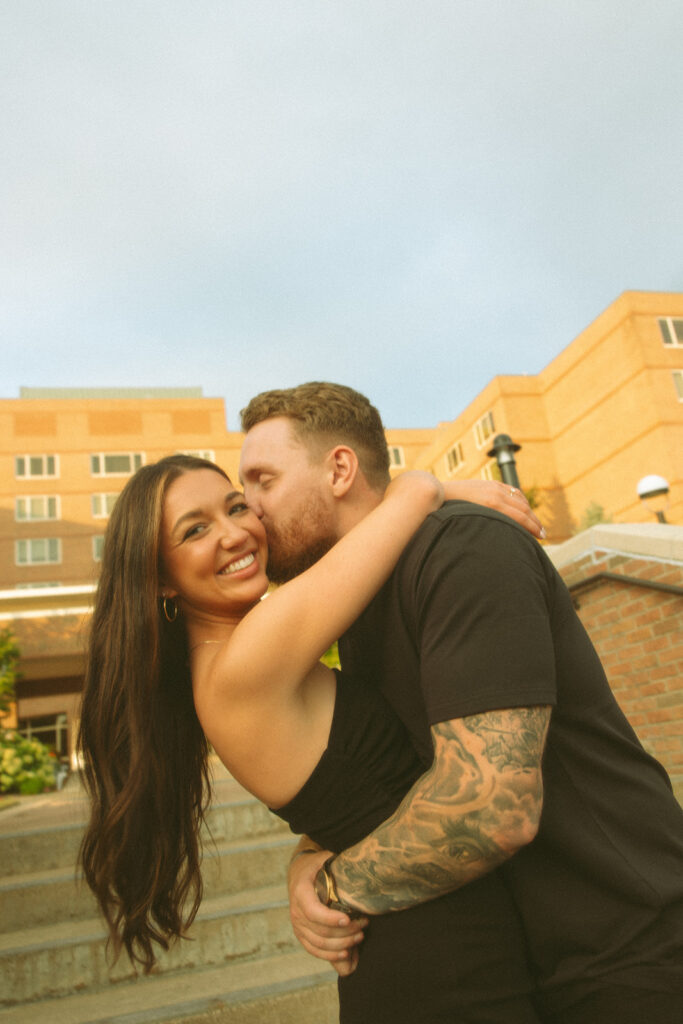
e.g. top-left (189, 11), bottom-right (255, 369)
top-left (239, 382), bottom-right (683, 1023)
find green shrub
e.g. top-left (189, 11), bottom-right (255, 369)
top-left (0, 730), bottom-right (57, 795)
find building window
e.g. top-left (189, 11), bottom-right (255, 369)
top-left (658, 317), bottom-right (683, 347)
top-left (90, 452), bottom-right (143, 477)
top-left (178, 449), bottom-right (216, 462)
top-left (93, 535), bottom-right (105, 562)
top-left (15, 454), bottom-right (58, 479)
top-left (15, 538), bottom-right (61, 565)
top-left (481, 460), bottom-right (502, 482)
top-left (673, 370), bottom-right (683, 401)
top-left (388, 446), bottom-right (405, 469)
top-left (15, 496), bottom-right (59, 522)
top-left (445, 442), bottom-right (465, 475)
top-left (91, 493), bottom-right (119, 518)
top-left (474, 411), bottom-right (495, 449)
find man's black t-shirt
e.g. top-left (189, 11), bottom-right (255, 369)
top-left (340, 502), bottom-right (683, 1012)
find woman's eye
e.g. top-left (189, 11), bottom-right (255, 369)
top-left (183, 523), bottom-right (205, 540)
top-left (229, 502), bottom-right (249, 516)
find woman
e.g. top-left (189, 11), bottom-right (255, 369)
top-left (80, 455), bottom-right (541, 1023)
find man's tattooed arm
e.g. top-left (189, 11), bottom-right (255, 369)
top-left (332, 705), bottom-right (551, 914)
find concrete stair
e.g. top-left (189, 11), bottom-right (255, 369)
top-left (0, 766), bottom-right (338, 1023)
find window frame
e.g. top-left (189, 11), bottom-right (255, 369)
top-left (388, 446), bottom-right (405, 470)
top-left (91, 493), bottom-right (119, 518)
top-left (481, 459), bottom-right (502, 482)
top-left (90, 452), bottom-right (144, 477)
top-left (445, 442), bottom-right (465, 475)
top-left (473, 411), bottom-right (496, 450)
top-left (15, 537), bottom-right (62, 566)
top-left (15, 495), bottom-right (60, 522)
top-left (177, 449), bottom-right (216, 462)
top-left (14, 454), bottom-right (59, 479)
top-left (657, 317), bottom-right (683, 347)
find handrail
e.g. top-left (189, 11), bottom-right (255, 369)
top-left (568, 571), bottom-right (683, 607)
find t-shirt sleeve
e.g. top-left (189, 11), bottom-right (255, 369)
top-left (410, 511), bottom-right (558, 724)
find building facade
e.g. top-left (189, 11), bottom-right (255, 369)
top-left (410, 291), bottom-right (683, 539)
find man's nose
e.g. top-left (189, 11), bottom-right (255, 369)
top-left (218, 516), bottom-right (249, 545)
top-left (242, 486), bottom-right (263, 518)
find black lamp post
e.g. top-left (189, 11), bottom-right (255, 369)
top-left (487, 433), bottom-right (522, 489)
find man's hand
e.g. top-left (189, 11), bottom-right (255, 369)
top-left (441, 479), bottom-right (545, 540)
top-left (287, 845), bottom-right (368, 976)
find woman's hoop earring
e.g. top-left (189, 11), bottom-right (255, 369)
top-left (162, 596), bottom-right (178, 622)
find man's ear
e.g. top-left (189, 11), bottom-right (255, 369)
top-left (325, 445), bottom-right (359, 497)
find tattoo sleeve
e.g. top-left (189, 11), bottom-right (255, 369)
top-left (333, 705), bottom-right (551, 913)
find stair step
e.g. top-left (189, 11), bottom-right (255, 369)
top-left (0, 769), bottom-right (334, 1023)
top-left (0, 884), bottom-right (304, 1005)
top-left (0, 951), bottom-right (338, 1024)
top-left (0, 833), bottom-right (297, 933)
top-left (0, 797), bottom-right (287, 877)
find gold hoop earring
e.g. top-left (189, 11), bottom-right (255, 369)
top-left (162, 596), bottom-right (178, 622)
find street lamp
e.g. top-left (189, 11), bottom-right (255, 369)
top-left (636, 475), bottom-right (670, 523)
top-left (487, 433), bottom-right (522, 489)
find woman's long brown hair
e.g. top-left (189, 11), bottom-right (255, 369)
top-left (79, 455), bottom-right (229, 972)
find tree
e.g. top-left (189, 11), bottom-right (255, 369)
top-left (576, 501), bottom-right (612, 534)
top-left (523, 486), bottom-right (541, 511)
top-left (0, 628), bottom-right (20, 722)
top-left (0, 631), bottom-right (57, 795)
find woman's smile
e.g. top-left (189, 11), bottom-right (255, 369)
top-left (218, 552), bottom-right (256, 576)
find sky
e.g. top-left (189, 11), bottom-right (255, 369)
top-left (2, 2), bottom-right (682, 430)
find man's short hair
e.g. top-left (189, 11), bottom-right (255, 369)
top-left (241, 382), bottom-right (391, 490)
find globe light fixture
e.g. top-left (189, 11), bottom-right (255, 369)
top-left (636, 475), bottom-right (670, 523)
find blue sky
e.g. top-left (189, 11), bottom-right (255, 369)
top-left (2, 1), bottom-right (682, 428)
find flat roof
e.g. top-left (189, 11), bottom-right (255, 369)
top-left (19, 387), bottom-right (204, 400)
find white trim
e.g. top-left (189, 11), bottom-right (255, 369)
top-left (0, 605), bottom-right (93, 621)
top-left (0, 583), bottom-right (96, 621)
top-left (0, 584), bottom-right (96, 599)
top-left (545, 523), bottom-right (683, 569)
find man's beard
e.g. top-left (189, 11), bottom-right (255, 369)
top-left (266, 530), bottom-right (336, 584)
top-left (264, 495), bottom-right (337, 584)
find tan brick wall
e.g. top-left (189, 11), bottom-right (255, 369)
top-left (557, 547), bottom-right (683, 797)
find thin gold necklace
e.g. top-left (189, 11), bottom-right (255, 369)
top-left (189, 640), bottom-right (228, 654)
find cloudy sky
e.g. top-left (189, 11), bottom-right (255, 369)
top-left (2, 1), bottom-right (682, 428)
